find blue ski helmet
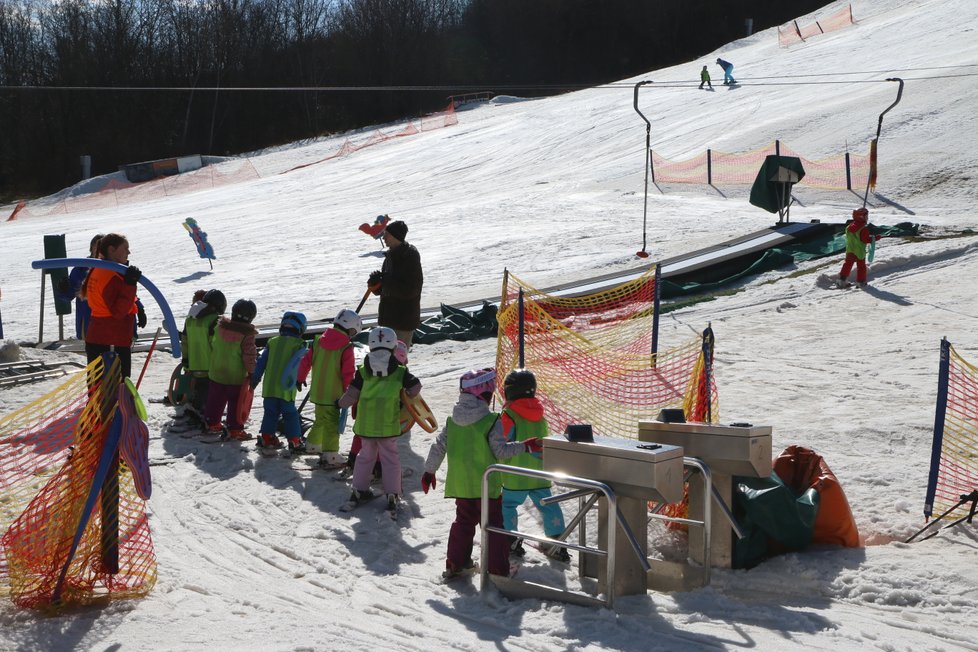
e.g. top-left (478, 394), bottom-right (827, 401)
top-left (280, 311), bottom-right (307, 336)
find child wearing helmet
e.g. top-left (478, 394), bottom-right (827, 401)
top-left (838, 207), bottom-right (881, 288)
top-left (252, 311), bottom-right (309, 454)
top-left (499, 368), bottom-right (570, 562)
top-left (421, 368), bottom-right (541, 579)
top-left (202, 299), bottom-right (258, 441)
top-left (180, 288), bottom-right (227, 424)
top-left (336, 326), bottom-right (422, 515)
top-left (296, 308), bottom-right (362, 467)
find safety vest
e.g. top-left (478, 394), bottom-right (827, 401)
top-left (845, 226), bottom-right (869, 260)
top-left (185, 314), bottom-right (218, 372)
top-left (261, 335), bottom-right (306, 401)
top-left (309, 337), bottom-right (349, 406)
top-left (500, 408), bottom-right (551, 490)
top-left (445, 412), bottom-right (502, 499)
top-left (86, 268), bottom-right (136, 318)
top-left (353, 365), bottom-right (405, 438)
top-left (209, 331), bottom-right (246, 385)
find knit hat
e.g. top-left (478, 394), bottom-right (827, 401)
top-left (385, 220), bottom-right (408, 242)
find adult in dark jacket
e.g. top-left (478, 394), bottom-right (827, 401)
top-left (368, 220), bottom-right (423, 347)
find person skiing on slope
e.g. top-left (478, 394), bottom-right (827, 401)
top-left (716, 58), bottom-right (736, 85)
top-left (837, 208), bottom-right (881, 288)
top-left (699, 65), bottom-right (713, 89)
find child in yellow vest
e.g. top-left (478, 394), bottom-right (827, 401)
top-left (252, 311), bottom-right (308, 454)
top-left (422, 368), bottom-right (541, 579)
top-left (337, 327), bottom-right (421, 515)
top-left (500, 368), bottom-right (569, 562)
top-left (180, 289), bottom-right (226, 423)
top-left (203, 299), bottom-right (258, 441)
top-left (296, 308), bottom-right (361, 467)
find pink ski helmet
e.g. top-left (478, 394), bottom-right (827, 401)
top-left (460, 368), bottom-right (497, 401)
top-left (394, 340), bottom-right (409, 365)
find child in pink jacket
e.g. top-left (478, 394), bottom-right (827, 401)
top-left (297, 309), bottom-right (361, 467)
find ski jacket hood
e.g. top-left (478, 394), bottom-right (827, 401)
top-left (320, 326), bottom-right (351, 351)
top-left (451, 392), bottom-right (494, 427)
top-left (504, 396), bottom-right (544, 422)
top-left (216, 316), bottom-right (257, 340)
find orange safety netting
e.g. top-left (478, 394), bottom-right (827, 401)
top-left (652, 140), bottom-right (872, 190)
top-left (924, 341), bottom-right (978, 520)
top-left (779, 4), bottom-right (855, 47)
top-left (0, 357), bottom-right (156, 610)
top-left (9, 102), bottom-right (458, 220)
top-left (495, 268), bottom-right (718, 440)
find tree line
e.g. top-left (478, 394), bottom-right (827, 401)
top-left (0, 0), bottom-right (830, 202)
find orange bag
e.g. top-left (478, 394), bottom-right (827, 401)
top-left (774, 445), bottom-right (860, 548)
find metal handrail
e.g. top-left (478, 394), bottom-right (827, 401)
top-left (647, 456), bottom-right (714, 585)
top-left (480, 464), bottom-right (623, 608)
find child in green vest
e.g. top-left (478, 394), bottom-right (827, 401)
top-left (296, 308), bottom-right (361, 468)
top-left (337, 326), bottom-right (421, 515)
top-left (421, 368), bottom-right (541, 579)
top-left (837, 207), bottom-right (881, 288)
top-left (252, 311), bottom-right (308, 454)
top-left (499, 368), bottom-right (570, 562)
top-left (203, 299), bottom-right (258, 441)
top-left (180, 289), bottom-right (226, 424)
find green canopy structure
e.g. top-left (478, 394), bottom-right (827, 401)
top-left (749, 155), bottom-right (806, 224)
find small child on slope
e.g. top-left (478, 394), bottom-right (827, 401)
top-left (421, 368), bottom-right (542, 579)
top-left (203, 298), bottom-right (258, 441)
top-left (337, 327), bottom-right (421, 515)
top-left (296, 308), bottom-right (361, 467)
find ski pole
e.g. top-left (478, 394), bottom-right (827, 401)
top-left (356, 284), bottom-right (379, 313)
top-left (136, 327), bottom-right (162, 389)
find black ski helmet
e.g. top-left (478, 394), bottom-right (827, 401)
top-left (503, 368), bottom-right (537, 401)
top-left (231, 299), bottom-right (257, 324)
top-left (202, 289), bottom-right (227, 314)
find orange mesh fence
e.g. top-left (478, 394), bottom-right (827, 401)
top-left (0, 357), bottom-right (156, 610)
top-left (779, 5), bottom-right (854, 47)
top-left (651, 151), bottom-right (708, 184)
top-left (653, 140), bottom-right (871, 190)
top-left (12, 103), bottom-right (457, 218)
top-left (923, 340), bottom-right (978, 520)
top-left (495, 268), bottom-right (718, 440)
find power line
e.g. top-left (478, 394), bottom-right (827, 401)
top-left (1, 65), bottom-right (976, 93)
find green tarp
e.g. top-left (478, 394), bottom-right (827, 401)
top-left (733, 470), bottom-right (819, 569)
top-left (749, 155), bottom-right (806, 214)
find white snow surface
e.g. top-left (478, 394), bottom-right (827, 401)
top-left (3, 0), bottom-right (978, 649)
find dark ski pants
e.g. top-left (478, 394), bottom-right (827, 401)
top-left (204, 380), bottom-right (243, 430)
top-left (448, 497), bottom-right (509, 576)
top-left (86, 343), bottom-right (132, 380)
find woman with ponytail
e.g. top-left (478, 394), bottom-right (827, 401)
top-left (81, 233), bottom-right (141, 378)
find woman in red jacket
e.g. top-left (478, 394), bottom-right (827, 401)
top-left (81, 233), bottom-right (141, 378)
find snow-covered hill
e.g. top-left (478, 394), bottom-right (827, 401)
top-left (3, 0), bottom-right (978, 649)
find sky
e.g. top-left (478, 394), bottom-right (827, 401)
top-left (2, 0), bottom-right (978, 649)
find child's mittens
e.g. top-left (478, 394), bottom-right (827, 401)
top-left (421, 472), bottom-right (437, 494)
top-left (523, 438), bottom-right (543, 453)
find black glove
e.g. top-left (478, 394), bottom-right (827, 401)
top-left (137, 302), bottom-right (147, 328)
top-left (368, 270), bottom-right (384, 286)
top-left (55, 278), bottom-right (71, 296)
top-left (123, 266), bottom-right (142, 285)
top-left (296, 380), bottom-right (306, 392)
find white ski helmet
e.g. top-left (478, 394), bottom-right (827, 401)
top-left (334, 308), bottom-right (362, 335)
top-left (367, 326), bottom-right (397, 351)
